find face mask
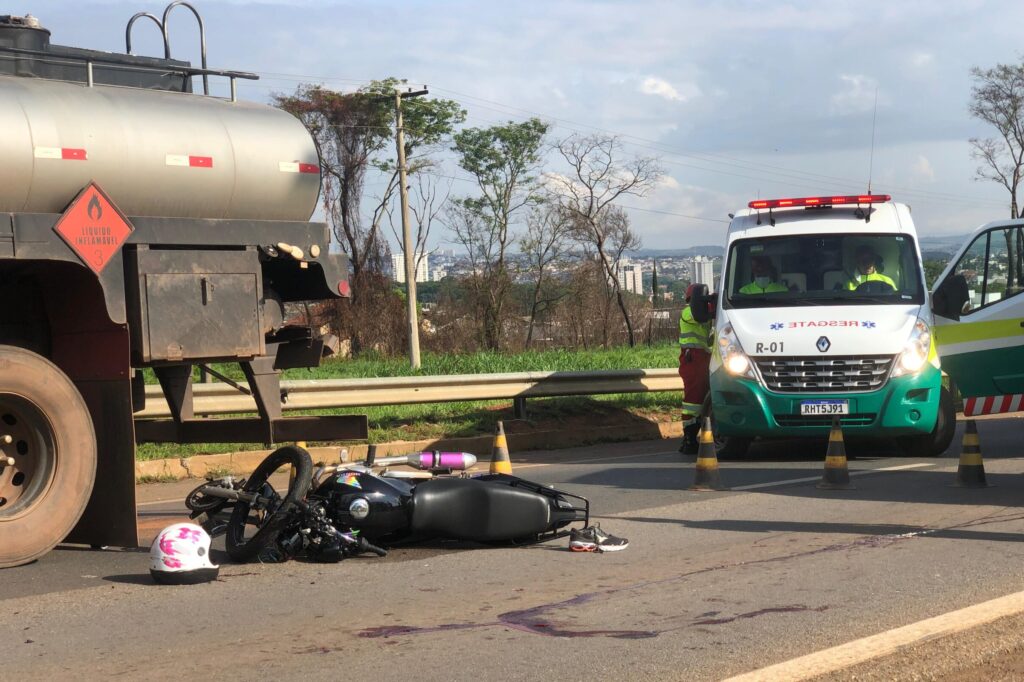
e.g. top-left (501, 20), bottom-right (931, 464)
top-left (755, 276), bottom-right (770, 288)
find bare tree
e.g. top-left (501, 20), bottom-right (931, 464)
top-left (445, 202), bottom-right (515, 349)
top-left (519, 203), bottom-right (572, 347)
top-left (386, 172), bottom-right (453, 277)
top-left (969, 61), bottom-right (1024, 219)
top-left (550, 134), bottom-right (663, 347)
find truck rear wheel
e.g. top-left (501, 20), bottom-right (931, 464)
top-left (0, 346), bottom-right (97, 568)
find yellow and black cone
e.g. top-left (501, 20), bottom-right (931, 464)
top-left (953, 420), bottom-right (988, 488)
top-left (689, 417), bottom-right (727, 491)
top-left (817, 417), bottom-right (854, 490)
top-left (489, 420), bottom-right (513, 475)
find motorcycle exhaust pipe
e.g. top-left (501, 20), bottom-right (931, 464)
top-left (374, 452), bottom-right (478, 471)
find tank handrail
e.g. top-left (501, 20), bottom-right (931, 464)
top-left (125, 12), bottom-right (167, 57)
top-left (0, 45), bottom-right (258, 82)
top-left (161, 1), bottom-right (209, 95)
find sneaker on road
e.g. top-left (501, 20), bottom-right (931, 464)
top-left (569, 524), bottom-right (629, 552)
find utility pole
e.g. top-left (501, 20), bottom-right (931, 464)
top-left (393, 86), bottom-right (429, 369)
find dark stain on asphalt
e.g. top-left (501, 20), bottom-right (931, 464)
top-left (352, 528), bottom-right (935, 642)
top-left (354, 511), bottom-right (1013, 647)
top-left (692, 605), bottom-right (828, 626)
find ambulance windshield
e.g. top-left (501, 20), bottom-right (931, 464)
top-left (723, 234), bottom-right (924, 308)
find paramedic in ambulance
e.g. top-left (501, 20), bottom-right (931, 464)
top-left (739, 254), bottom-right (787, 294)
top-left (845, 245), bottom-right (895, 291)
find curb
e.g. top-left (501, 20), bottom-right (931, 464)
top-left (135, 419), bottom-right (684, 482)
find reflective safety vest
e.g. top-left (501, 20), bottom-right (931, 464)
top-left (738, 280), bottom-right (788, 294)
top-left (845, 272), bottom-right (896, 291)
top-left (678, 305), bottom-right (712, 351)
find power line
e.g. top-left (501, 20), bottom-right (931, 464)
top-left (241, 69), bottom-right (1004, 209)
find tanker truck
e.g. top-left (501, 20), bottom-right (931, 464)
top-left (0, 7), bottom-right (367, 567)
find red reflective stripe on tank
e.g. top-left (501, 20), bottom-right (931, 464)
top-left (982, 396), bottom-right (995, 414)
top-left (189, 155), bottom-right (213, 168)
top-left (280, 161), bottom-right (320, 174)
top-left (35, 146), bottom-right (87, 160)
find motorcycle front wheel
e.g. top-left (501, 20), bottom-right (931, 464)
top-left (225, 445), bottom-right (313, 563)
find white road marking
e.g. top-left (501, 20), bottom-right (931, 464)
top-left (724, 588), bottom-right (1024, 681)
top-left (731, 462), bottom-right (936, 491)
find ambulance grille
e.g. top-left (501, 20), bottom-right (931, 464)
top-left (754, 355), bottom-right (895, 393)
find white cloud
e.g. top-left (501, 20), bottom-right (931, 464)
top-left (912, 155), bottom-right (935, 182)
top-left (830, 74), bottom-right (883, 115)
top-left (655, 175), bottom-right (681, 191)
top-left (910, 52), bottom-right (934, 68)
top-left (639, 76), bottom-right (686, 102)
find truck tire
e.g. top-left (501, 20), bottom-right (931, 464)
top-left (0, 345), bottom-right (97, 568)
top-left (898, 386), bottom-right (956, 457)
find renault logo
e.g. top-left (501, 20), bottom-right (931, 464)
top-left (816, 336), bottom-right (831, 352)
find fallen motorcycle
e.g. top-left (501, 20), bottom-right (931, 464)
top-left (186, 445), bottom-right (589, 563)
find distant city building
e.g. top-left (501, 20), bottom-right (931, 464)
top-left (692, 256), bottom-right (715, 286)
top-left (392, 252), bottom-right (430, 284)
top-left (617, 260), bottom-right (644, 295)
top-left (431, 266), bottom-right (448, 282)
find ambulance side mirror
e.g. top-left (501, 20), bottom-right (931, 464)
top-left (690, 284), bottom-right (715, 323)
top-left (932, 274), bottom-right (968, 322)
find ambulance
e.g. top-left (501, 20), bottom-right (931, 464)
top-left (690, 194), bottom-right (955, 457)
top-left (931, 216), bottom-right (1024, 416)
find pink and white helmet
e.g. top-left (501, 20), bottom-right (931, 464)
top-left (150, 522), bottom-right (219, 585)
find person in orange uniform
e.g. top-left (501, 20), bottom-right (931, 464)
top-left (678, 283), bottom-right (713, 454)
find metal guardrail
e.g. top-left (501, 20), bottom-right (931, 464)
top-left (137, 368), bottom-right (682, 419)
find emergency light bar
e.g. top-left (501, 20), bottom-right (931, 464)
top-left (748, 194), bottom-right (891, 210)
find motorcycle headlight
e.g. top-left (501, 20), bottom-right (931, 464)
top-left (891, 319), bottom-right (932, 377)
top-left (718, 324), bottom-right (754, 378)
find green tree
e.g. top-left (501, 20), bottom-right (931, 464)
top-left (448, 118), bottom-right (550, 349)
top-left (274, 81), bottom-right (464, 353)
top-left (923, 259), bottom-right (949, 287)
top-left (275, 81), bottom-right (464, 278)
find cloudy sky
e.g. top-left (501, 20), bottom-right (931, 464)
top-left (37, 0), bottom-right (1024, 250)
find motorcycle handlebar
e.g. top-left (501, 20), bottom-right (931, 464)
top-left (358, 536), bottom-right (388, 557)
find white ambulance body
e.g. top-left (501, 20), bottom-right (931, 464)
top-left (701, 194), bottom-right (954, 457)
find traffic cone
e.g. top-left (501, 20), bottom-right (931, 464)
top-left (817, 417), bottom-right (854, 490)
top-left (489, 420), bottom-right (512, 475)
top-left (953, 420), bottom-right (988, 488)
top-left (689, 418), bottom-right (727, 491)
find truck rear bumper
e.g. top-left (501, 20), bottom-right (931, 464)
top-left (711, 366), bottom-right (942, 438)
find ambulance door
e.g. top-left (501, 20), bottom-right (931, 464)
top-left (932, 221), bottom-right (1024, 402)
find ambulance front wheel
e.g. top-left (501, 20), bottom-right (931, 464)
top-left (898, 386), bottom-right (956, 457)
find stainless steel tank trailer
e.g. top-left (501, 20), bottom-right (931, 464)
top-left (0, 4), bottom-right (366, 568)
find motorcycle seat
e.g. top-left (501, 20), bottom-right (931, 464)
top-left (410, 477), bottom-right (552, 542)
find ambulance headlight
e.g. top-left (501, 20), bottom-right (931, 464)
top-left (891, 319), bottom-right (932, 377)
top-left (718, 324), bottom-right (754, 378)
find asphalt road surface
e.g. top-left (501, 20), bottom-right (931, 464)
top-left (5, 415), bottom-right (1024, 681)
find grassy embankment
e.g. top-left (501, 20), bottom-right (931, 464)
top-left (136, 343), bottom-right (682, 460)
